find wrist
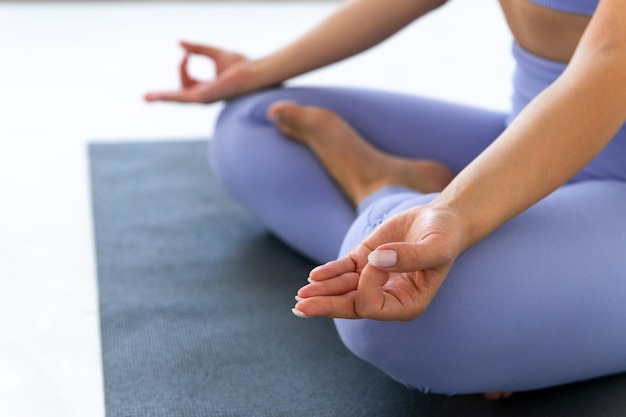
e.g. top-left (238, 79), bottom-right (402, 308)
top-left (423, 196), bottom-right (475, 254)
top-left (246, 56), bottom-right (290, 91)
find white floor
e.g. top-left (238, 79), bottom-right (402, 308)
top-left (0, 2), bottom-right (512, 416)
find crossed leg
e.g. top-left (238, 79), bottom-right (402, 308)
top-left (266, 101), bottom-right (514, 400)
top-left (212, 87), bottom-right (506, 262)
top-left (267, 101), bottom-right (455, 207)
top-left (212, 87), bottom-right (548, 397)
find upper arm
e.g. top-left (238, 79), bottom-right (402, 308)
top-left (570, 0), bottom-right (626, 117)
top-left (579, 0), bottom-right (626, 52)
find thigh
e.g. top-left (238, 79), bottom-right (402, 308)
top-left (574, 124), bottom-right (626, 182)
top-left (335, 180), bottom-right (626, 394)
top-left (212, 86), bottom-right (507, 262)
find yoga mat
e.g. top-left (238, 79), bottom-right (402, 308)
top-left (90, 139), bottom-right (626, 417)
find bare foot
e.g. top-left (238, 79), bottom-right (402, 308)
top-left (267, 101), bottom-right (455, 206)
top-left (484, 392), bottom-right (513, 400)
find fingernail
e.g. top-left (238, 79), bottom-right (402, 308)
top-left (291, 308), bottom-right (309, 318)
top-left (295, 295), bottom-right (304, 302)
top-left (368, 249), bottom-right (397, 268)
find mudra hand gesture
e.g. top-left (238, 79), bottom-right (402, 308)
top-left (144, 41), bottom-right (252, 104)
top-left (293, 205), bottom-right (467, 321)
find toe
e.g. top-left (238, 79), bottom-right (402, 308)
top-left (484, 391), bottom-right (513, 400)
top-left (267, 100), bottom-right (300, 121)
top-left (267, 100), bottom-right (312, 129)
top-left (267, 101), bottom-right (309, 138)
top-left (484, 392), bottom-right (501, 400)
top-left (267, 101), bottom-right (337, 141)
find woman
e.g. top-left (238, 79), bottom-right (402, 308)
top-left (146, 0), bottom-right (626, 399)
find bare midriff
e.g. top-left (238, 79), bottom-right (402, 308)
top-left (499, 0), bottom-right (591, 63)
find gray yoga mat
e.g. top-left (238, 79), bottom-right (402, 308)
top-left (90, 139), bottom-right (626, 417)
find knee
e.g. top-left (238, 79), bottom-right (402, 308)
top-left (333, 319), bottom-right (446, 394)
top-left (212, 91), bottom-right (277, 159)
top-left (214, 87), bottom-right (319, 140)
top-left (210, 90), bottom-right (294, 193)
top-left (334, 319), bottom-right (397, 373)
top-left (334, 317), bottom-right (504, 395)
top-left (215, 91), bottom-right (276, 131)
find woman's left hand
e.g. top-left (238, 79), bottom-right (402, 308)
top-left (293, 204), bottom-right (467, 321)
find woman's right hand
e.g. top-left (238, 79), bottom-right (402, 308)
top-left (144, 41), bottom-right (260, 104)
top-left (293, 204), bottom-right (468, 321)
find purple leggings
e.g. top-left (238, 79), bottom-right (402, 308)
top-left (211, 43), bottom-right (626, 394)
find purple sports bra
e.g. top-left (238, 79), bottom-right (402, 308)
top-left (529, 0), bottom-right (598, 15)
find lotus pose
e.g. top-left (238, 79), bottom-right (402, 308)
top-left (146, 0), bottom-right (626, 399)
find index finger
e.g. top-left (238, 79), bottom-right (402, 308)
top-left (180, 40), bottom-right (222, 59)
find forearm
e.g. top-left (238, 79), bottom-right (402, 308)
top-left (432, 46), bottom-right (626, 250)
top-left (248, 0), bottom-right (447, 88)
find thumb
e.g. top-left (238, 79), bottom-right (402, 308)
top-left (367, 241), bottom-right (448, 273)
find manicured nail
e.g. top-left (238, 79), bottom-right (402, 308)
top-left (368, 249), bottom-right (397, 268)
top-left (295, 295), bottom-right (304, 302)
top-left (291, 308), bottom-right (309, 318)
